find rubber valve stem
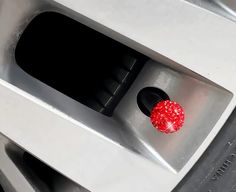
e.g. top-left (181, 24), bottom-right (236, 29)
top-left (137, 87), bottom-right (185, 134)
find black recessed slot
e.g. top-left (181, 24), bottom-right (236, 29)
top-left (6, 143), bottom-right (90, 191)
top-left (22, 152), bottom-right (90, 191)
top-left (0, 185), bottom-right (3, 192)
top-left (137, 87), bottom-right (170, 116)
top-left (15, 12), bottom-right (147, 116)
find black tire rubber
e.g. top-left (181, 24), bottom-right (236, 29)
top-left (174, 108), bottom-right (236, 192)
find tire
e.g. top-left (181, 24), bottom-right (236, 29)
top-left (174, 108), bottom-right (236, 192)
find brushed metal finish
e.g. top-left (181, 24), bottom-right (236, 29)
top-left (1, 0), bottom-right (231, 173)
top-left (0, 0), bottom-right (236, 192)
top-left (0, 134), bottom-right (42, 192)
top-left (187, 0), bottom-right (236, 22)
top-left (115, 60), bottom-right (232, 171)
top-left (0, 0), bottom-right (132, 148)
top-left (0, 134), bottom-right (88, 192)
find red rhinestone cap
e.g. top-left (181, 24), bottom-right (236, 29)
top-left (150, 100), bottom-right (184, 133)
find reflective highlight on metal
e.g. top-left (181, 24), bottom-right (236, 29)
top-left (0, 0), bottom-right (236, 192)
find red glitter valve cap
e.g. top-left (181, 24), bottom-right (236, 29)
top-left (150, 100), bottom-right (185, 134)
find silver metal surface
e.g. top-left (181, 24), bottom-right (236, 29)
top-left (115, 60), bottom-right (232, 172)
top-left (0, 0), bottom-right (132, 148)
top-left (0, 134), bottom-right (88, 192)
top-left (0, 0), bottom-right (236, 192)
top-left (187, 0), bottom-right (236, 22)
top-left (0, 0), bottom-right (231, 174)
top-left (0, 135), bottom-right (34, 192)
